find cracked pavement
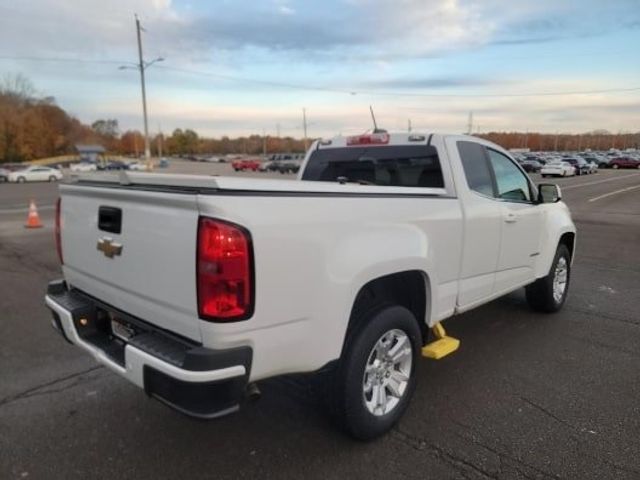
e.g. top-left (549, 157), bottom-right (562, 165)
top-left (1, 169), bottom-right (639, 479)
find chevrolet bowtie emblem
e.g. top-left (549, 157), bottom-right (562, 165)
top-left (97, 237), bottom-right (123, 258)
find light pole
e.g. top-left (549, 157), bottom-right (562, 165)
top-left (302, 108), bottom-right (308, 151)
top-left (119, 14), bottom-right (163, 169)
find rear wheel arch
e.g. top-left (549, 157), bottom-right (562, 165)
top-left (342, 270), bottom-right (430, 357)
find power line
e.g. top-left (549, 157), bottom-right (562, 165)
top-left (153, 64), bottom-right (640, 98)
top-left (1, 55), bottom-right (640, 98)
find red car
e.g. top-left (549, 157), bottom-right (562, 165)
top-left (610, 157), bottom-right (640, 169)
top-left (231, 158), bottom-right (261, 171)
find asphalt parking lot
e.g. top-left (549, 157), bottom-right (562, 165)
top-left (1, 164), bottom-right (639, 479)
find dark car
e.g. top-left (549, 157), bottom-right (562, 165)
top-left (563, 157), bottom-right (591, 175)
top-left (609, 157), bottom-right (640, 169)
top-left (98, 160), bottom-right (129, 171)
top-left (584, 156), bottom-right (609, 168)
top-left (520, 160), bottom-right (542, 173)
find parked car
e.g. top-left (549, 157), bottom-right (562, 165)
top-left (8, 166), bottom-right (63, 183)
top-left (158, 158), bottom-right (170, 168)
top-left (98, 160), bottom-right (129, 171)
top-left (520, 160), bottom-right (542, 173)
top-left (0, 166), bottom-right (10, 182)
top-left (562, 157), bottom-right (591, 175)
top-left (69, 162), bottom-right (98, 173)
top-left (258, 161), bottom-right (276, 172)
top-left (127, 162), bottom-right (148, 171)
top-left (586, 162), bottom-right (598, 174)
top-left (609, 157), bottom-right (640, 169)
top-left (231, 158), bottom-right (261, 171)
top-left (276, 159), bottom-right (304, 174)
top-left (583, 156), bottom-right (608, 169)
top-left (541, 161), bottom-right (576, 177)
top-left (46, 132), bottom-right (575, 440)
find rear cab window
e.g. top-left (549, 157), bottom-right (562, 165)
top-left (457, 141), bottom-right (493, 197)
top-left (301, 145), bottom-right (444, 188)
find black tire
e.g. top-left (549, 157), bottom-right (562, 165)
top-left (17, 176), bottom-right (26, 183)
top-left (612, 164), bottom-right (619, 169)
top-left (526, 244), bottom-right (571, 313)
top-left (49, 175), bottom-right (57, 182)
top-left (541, 174), bottom-right (547, 178)
top-left (331, 305), bottom-right (421, 440)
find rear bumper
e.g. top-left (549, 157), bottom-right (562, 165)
top-left (45, 280), bottom-right (252, 419)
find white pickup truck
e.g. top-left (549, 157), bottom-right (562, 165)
top-left (45, 132), bottom-right (575, 439)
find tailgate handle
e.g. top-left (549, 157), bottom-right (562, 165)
top-left (98, 206), bottom-right (122, 234)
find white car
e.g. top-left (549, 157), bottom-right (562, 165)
top-left (69, 162), bottom-right (97, 173)
top-left (541, 161), bottom-right (576, 178)
top-left (127, 162), bottom-right (148, 171)
top-left (8, 166), bottom-right (63, 183)
top-left (46, 133), bottom-right (575, 439)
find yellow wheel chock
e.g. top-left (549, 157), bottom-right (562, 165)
top-left (421, 323), bottom-right (460, 360)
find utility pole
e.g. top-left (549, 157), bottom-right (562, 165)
top-left (157, 125), bottom-right (163, 160)
top-left (302, 108), bottom-right (308, 151)
top-left (466, 111), bottom-right (473, 135)
top-left (262, 129), bottom-right (267, 157)
top-left (135, 14), bottom-right (152, 169)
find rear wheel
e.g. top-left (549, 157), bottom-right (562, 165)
top-left (526, 244), bottom-right (571, 313)
top-left (49, 175), bottom-right (57, 182)
top-left (330, 305), bottom-right (420, 440)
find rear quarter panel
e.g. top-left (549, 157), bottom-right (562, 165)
top-left (197, 194), bottom-right (463, 381)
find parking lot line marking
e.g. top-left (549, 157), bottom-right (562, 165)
top-left (588, 184), bottom-right (640, 202)
top-left (562, 173), bottom-right (640, 190)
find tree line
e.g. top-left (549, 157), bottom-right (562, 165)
top-left (476, 130), bottom-right (640, 152)
top-left (1, 74), bottom-right (638, 163)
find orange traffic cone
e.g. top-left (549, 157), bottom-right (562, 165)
top-left (25, 200), bottom-right (43, 229)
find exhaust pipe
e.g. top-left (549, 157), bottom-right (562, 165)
top-left (246, 382), bottom-right (261, 402)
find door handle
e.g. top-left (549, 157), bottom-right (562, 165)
top-left (504, 212), bottom-right (517, 223)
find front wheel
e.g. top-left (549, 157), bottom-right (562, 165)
top-left (526, 244), bottom-right (571, 313)
top-left (612, 164), bottom-right (619, 169)
top-left (331, 305), bottom-right (421, 440)
top-left (17, 176), bottom-right (26, 183)
top-left (49, 175), bottom-right (57, 182)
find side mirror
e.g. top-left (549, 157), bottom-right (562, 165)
top-left (537, 183), bottom-right (562, 203)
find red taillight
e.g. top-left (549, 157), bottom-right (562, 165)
top-left (55, 197), bottom-right (63, 264)
top-left (346, 132), bottom-right (390, 146)
top-left (197, 217), bottom-right (254, 321)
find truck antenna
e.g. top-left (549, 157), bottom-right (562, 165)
top-left (369, 105), bottom-right (385, 133)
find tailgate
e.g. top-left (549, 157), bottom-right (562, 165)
top-left (59, 184), bottom-right (201, 341)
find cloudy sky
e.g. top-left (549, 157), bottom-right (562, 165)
top-left (1, 0), bottom-right (639, 137)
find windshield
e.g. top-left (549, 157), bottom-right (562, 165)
top-left (302, 145), bottom-right (444, 188)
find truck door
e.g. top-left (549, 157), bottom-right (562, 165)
top-left (485, 148), bottom-right (543, 292)
top-left (450, 140), bottom-right (502, 308)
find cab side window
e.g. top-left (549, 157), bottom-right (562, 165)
top-left (487, 149), bottom-right (532, 202)
top-left (457, 141), bottom-right (494, 197)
